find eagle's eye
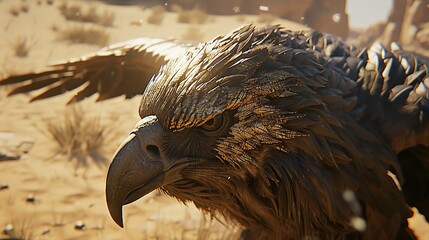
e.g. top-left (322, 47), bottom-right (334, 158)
top-left (201, 114), bottom-right (224, 132)
top-left (199, 111), bottom-right (235, 136)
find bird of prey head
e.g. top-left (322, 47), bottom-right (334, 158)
top-left (106, 25), bottom-right (313, 226)
top-left (2, 24), bottom-right (429, 239)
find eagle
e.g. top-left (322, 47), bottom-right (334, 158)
top-left (1, 25), bottom-right (429, 239)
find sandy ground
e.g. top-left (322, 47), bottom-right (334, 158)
top-left (0, 0), bottom-right (428, 239)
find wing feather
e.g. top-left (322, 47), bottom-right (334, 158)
top-left (0, 38), bottom-right (192, 103)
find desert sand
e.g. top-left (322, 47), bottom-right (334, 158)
top-left (0, 0), bottom-right (428, 239)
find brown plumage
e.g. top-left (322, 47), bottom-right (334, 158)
top-left (1, 25), bottom-right (429, 239)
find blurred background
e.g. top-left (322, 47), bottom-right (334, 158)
top-left (99, 0), bottom-right (429, 55)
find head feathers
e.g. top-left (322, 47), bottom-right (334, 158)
top-left (139, 25), bottom-right (284, 130)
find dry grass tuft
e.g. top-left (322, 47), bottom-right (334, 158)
top-left (4, 217), bottom-right (35, 240)
top-left (177, 8), bottom-right (209, 24)
top-left (170, 4), bottom-right (183, 13)
top-left (146, 5), bottom-right (166, 25)
top-left (59, 25), bottom-right (109, 46)
top-left (58, 3), bottom-right (115, 27)
top-left (12, 37), bottom-right (31, 58)
top-left (46, 106), bottom-right (112, 165)
top-left (57, 2), bottom-right (79, 18)
top-left (51, 209), bottom-right (65, 227)
top-left (257, 13), bottom-right (277, 24)
top-left (97, 10), bottom-right (115, 27)
top-left (182, 27), bottom-right (204, 41)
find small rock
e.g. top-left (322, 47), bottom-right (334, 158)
top-left (0, 183), bottom-right (9, 190)
top-left (42, 228), bottom-right (50, 235)
top-left (0, 153), bottom-right (20, 161)
top-left (26, 194), bottom-right (36, 203)
top-left (75, 220), bottom-right (85, 230)
top-left (18, 141), bottom-right (34, 154)
top-left (3, 223), bottom-right (14, 235)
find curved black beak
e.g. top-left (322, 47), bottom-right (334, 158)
top-left (105, 116), bottom-right (189, 227)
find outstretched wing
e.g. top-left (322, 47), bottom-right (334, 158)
top-left (306, 32), bottom-right (429, 152)
top-left (384, 45), bottom-right (429, 219)
top-left (350, 42), bottom-right (429, 219)
top-left (281, 29), bottom-right (429, 220)
top-left (353, 43), bottom-right (429, 153)
top-left (0, 38), bottom-right (192, 103)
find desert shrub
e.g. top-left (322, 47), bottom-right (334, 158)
top-left (177, 10), bottom-right (191, 23)
top-left (58, 2), bottom-right (79, 19)
top-left (58, 2), bottom-right (115, 27)
top-left (59, 25), bottom-right (109, 46)
top-left (12, 37), bottom-right (31, 57)
top-left (177, 8), bottom-right (208, 24)
top-left (147, 5), bottom-right (165, 25)
top-left (182, 27), bottom-right (204, 41)
top-left (46, 106), bottom-right (112, 162)
top-left (97, 10), bottom-right (115, 27)
top-left (170, 4), bottom-right (182, 13)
